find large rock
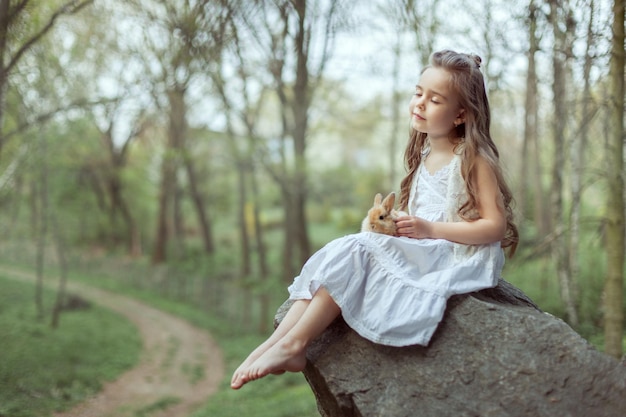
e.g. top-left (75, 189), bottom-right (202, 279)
top-left (275, 279), bottom-right (626, 417)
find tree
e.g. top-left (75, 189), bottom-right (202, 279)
top-left (232, 0), bottom-right (351, 280)
top-left (0, 0), bottom-right (93, 152)
top-left (89, 99), bottom-right (146, 256)
top-left (519, 0), bottom-right (549, 237)
top-left (548, 0), bottom-right (578, 326)
top-left (568, 0), bottom-right (599, 328)
top-left (603, 0), bottom-right (624, 359)
top-left (115, 0), bottom-right (230, 263)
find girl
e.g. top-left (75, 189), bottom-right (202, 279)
top-left (231, 50), bottom-right (518, 390)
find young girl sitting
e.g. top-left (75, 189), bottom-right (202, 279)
top-left (231, 49), bottom-right (518, 390)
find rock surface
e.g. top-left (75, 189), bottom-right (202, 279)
top-left (275, 279), bottom-right (626, 417)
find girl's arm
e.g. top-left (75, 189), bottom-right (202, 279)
top-left (395, 157), bottom-right (506, 245)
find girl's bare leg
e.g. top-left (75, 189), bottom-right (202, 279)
top-left (231, 287), bottom-right (340, 389)
top-left (230, 299), bottom-right (310, 387)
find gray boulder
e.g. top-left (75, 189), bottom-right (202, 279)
top-left (275, 279), bottom-right (626, 417)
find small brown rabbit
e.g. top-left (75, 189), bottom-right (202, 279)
top-left (361, 192), bottom-right (407, 236)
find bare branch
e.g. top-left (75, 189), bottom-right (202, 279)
top-left (4, 0), bottom-right (94, 76)
top-left (3, 97), bottom-right (115, 142)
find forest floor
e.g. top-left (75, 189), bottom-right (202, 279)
top-left (1, 266), bottom-right (225, 417)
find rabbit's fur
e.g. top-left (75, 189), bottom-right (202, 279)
top-left (361, 192), bottom-right (406, 236)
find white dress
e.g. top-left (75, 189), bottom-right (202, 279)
top-left (288, 155), bottom-right (505, 347)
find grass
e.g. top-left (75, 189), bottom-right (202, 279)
top-left (63, 269), bottom-right (321, 416)
top-left (0, 275), bottom-right (141, 417)
top-left (191, 334), bottom-right (319, 417)
top-left (0, 256), bottom-right (320, 417)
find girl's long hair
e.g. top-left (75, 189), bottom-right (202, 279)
top-left (398, 50), bottom-right (519, 256)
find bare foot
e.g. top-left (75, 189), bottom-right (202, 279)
top-left (230, 341), bottom-right (273, 388)
top-left (230, 339), bottom-right (307, 389)
top-left (231, 300), bottom-right (311, 388)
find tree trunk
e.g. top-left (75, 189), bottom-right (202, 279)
top-left (292, 0), bottom-right (312, 268)
top-left (389, 32), bottom-right (402, 189)
top-left (184, 152), bottom-right (215, 254)
top-left (50, 209), bottom-right (69, 329)
top-left (99, 119), bottom-right (143, 257)
top-left (152, 165), bottom-right (172, 264)
top-left (251, 165), bottom-right (271, 334)
top-left (521, 1), bottom-right (545, 234)
top-left (568, 0), bottom-right (596, 317)
top-left (35, 133), bottom-right (48, 320)
top-left (604, 0), bottom-right (625, 359)
top-left (237, 161), bottom-right (251, 276)
top-left (0, 0), bottom-right (9, 151)
top-left (282, 190), bottom-right (297, 282)
top-left (548, 0), bottom-right (578, 327)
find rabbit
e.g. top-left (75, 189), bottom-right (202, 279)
top-left (361, 192), bottom-right (407, 236)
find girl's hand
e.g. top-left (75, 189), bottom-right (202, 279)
top-left (395, 215), bottom-right (432, 239)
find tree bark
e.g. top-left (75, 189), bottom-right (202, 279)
top-left (236, 161), bottom-right (251, 276)
top-left (35, 132), bottom-right (48, 320)
top-left (292, 0), bottom-right (312, 269)
top-left (183, 152), bottom-right (215, 255)
top-left (568, 0), bottom-right (596, 317)
top-left (152, 92), bottom-right (182, 263)
top-left (548, 0), bottom-right (578, 327)
top-left (388, 32), bottom-right (402, 189)
top-left (603, 0), bottom-right (625, 359)
top-left (98, 119), bottom-right (142, 256)
top-left (521, 1), bottom-right (547, 235)
top-left (50, 208), bottom-right (69, 329)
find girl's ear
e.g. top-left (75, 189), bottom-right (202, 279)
top-left (454, 109), bottom-right (466, 126)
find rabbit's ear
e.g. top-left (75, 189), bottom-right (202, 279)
top-left (382, 192), bottom-right (396, 211)
top-left (374, 193), bottom-right (383, 205)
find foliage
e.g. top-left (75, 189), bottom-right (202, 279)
top-left (0, 275), bottom-right (141, 417)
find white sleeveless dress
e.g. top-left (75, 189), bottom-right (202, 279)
top-left (288, 155), bottom-right (505, 346)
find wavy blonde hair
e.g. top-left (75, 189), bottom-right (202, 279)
top-left (398, 50), bottom-right (519, 256)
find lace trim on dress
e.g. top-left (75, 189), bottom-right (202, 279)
top-left (409, 155), bottom-right (480, 262)
top-left (408, 155), bottom-right (458, 216)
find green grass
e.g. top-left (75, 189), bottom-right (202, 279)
top-left (0, 276), bottom-right (141, 417)
top-left (0, 260), bottom-right (320, 417)
top-left (191, 334), bottom-right (319, 417)
top-left (63, 271), bottom-right (320, 416)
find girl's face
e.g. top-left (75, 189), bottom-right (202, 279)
top-left (409, 67), bottom-right (465, 140)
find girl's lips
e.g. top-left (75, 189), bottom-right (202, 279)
top-left (413, 113), bottom-right (425, 121)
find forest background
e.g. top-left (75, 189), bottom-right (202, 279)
top-left (0, 0), bottom-right (624, 415)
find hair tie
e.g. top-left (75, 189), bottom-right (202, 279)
top-left (468, 54), bottom-right (482, 69)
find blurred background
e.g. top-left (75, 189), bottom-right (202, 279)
top-left (0, 0), bottom-right (624, 416)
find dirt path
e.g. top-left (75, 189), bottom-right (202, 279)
top-left (1, 267), bottom-right (224, 417)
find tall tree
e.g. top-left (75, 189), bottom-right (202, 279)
top-left (568, 0), bottom-right (598, 321)
top-left (90, 100), bottom-right (146, 256)
top-left (548, 0), bottom-right (578, 326)
top-left (235, 0), bottom-right (351, 280)
top-left (118, 0), bottom-right (229, 263)
top-left (520, 0), bottom-right (549, 237)
top-left (603, 0), bottom-right (624, 359)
